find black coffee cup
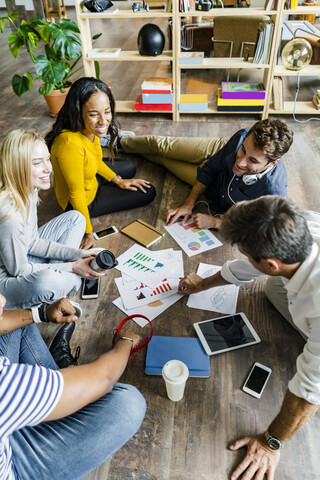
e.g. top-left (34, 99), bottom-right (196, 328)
top-left (90, 250), bottom-right (118, 272)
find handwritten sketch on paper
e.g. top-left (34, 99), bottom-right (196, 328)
top-left (165, 219), bottom-right (222, 257)
top-left (186, 263), bottom-right (239, 314)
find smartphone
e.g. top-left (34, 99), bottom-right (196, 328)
top-left (242, 362), bottom-right (272, 399)
top-left (81, 278), bottom-right (100, 299)
top-left (93, 226), bottom-right (118, 240)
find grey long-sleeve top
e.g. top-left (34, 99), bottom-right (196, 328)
top-left (0, 195), bottom-right (82, 283)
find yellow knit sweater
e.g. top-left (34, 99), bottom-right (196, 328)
top-left (51, 131), bottom-right (115, 233)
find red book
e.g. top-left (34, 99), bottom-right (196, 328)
top-left (142, 89), bottom-right (172, 94)
top-left (134, 94), bottom-right (173, 112)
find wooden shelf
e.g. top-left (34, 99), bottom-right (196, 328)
top-left (269, 101), bottom-right (320, 115)
top-left (86, 51), bottom-right (173, 62)
top-left (76, 0), bottom-right (320, 120)
top-left (178, 57), bottom-right (269, 70)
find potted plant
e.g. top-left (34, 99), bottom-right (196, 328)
top-left (0, 12), bottom-right (101, 116)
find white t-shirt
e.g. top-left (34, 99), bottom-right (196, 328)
top-left (0, 357), bottom-right (64, 479)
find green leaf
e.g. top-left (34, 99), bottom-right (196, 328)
top-left (8, 32), bottom-right (24, 58)
top-left (27, 31), bottom-right (40, 51)
top-left (0, 18), bottom-right (5, 33)
top-left (35, 55), bottom-right (69, 86)
top-left (12, 73), bottom-right (33, 96)
top-left (92, 33), bottom-right (102, 41)
top-left (94, 60), bottom-right (100, 80)
top-left (38, 24), bottom-right (51, 44)
top-left (49, 20), bottom-right (82, 59)
top-left (39, 83), bottom-right (54, 96)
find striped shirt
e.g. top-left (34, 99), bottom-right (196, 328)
top-left (0, 357), bottom-right (64, 480)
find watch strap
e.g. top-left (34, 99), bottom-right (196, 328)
top-left (264, 430), bottom-right (283, 450)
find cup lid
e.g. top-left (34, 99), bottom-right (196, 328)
top-left (162, 360), bottom-right (189, 383)
top-left (96, 250), bottom-right (118, 269)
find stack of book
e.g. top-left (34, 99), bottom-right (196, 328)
top-left (179, 52), bottom-right (204, 65)
top-left (87, 47), bottom-right (121, 58)
top-left (217, 82), bottom-right (266, 112)
top-left (253, 19), bottom-right (274, 64)
top-left (134, 77), bottom-right (173, 112)
top-left (273, 76), bottom-right (284, 110)
top-left (179, 94), bottom-right (208, 111)
top-left (313, 90), bottom-right (320, 110)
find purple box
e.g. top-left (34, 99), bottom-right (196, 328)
top-left (221, 82), bottom-right (266, 99)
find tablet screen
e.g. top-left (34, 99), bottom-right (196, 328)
top-left (194, 313), bottom-right (260, 355)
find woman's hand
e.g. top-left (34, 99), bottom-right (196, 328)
top-left (80, 232), bottom-right (96, 249)
top-left (118, 178), bottom-right (151, 193)
top-left (72, 256), bottom-right (103, 280)
top-left (116, 329), bottom-right (142, 349)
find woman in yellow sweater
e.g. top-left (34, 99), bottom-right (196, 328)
top-left (46, 77), bottom-right (156, 249)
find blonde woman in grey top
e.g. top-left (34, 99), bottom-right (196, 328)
top-left (0, 129), bottom-right (103, 310)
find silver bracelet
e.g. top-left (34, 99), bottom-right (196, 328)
top-left (120, 336), bottom-right (134, 346)
top-left (31, 306), bottom-right (42, 324)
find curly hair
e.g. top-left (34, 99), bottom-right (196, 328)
top-left (247, 118), bottom-right (293, 163)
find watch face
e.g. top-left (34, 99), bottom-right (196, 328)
top-left (268, 438), bottom-right (281, 450)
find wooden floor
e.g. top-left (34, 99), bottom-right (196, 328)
top-left (1, 7), bottom-right (320, 480)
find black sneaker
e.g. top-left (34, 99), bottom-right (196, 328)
top-left (48, 322), bottom-right (80, 368)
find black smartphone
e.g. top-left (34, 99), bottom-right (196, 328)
top-left (81, 278), bottom-right (100, 299)
top-left (242, 362), bottom-right (272, 398)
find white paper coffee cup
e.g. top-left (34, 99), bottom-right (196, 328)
top-left (162, 360), bottom-right (189, 402)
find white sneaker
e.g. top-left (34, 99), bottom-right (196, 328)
top-left (100, 129), bottom-right (135, 148)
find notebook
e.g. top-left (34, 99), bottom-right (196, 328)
top-left (121, 219), bottom-right (165, 248)
top-left (145, 336), bottom-right (210, 378)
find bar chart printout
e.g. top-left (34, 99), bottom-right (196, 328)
top-left (115, 244), bottom-right (173, 287)
top-left (165, 219), bottom-right (222, 257)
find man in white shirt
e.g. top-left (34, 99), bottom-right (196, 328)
top-left (178, 195), bottom-right (320, 480)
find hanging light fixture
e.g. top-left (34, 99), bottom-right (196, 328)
top-left (281, 37), bottom-right (313, 70)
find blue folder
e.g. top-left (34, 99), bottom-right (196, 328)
top-left (145, 336), bottom-right (210, 378)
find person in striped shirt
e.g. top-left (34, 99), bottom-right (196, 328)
top-left (0, 293), bottom-right (146, 480)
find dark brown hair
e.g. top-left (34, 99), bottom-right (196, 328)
top-left (247, 118), bottom-right (293, 163)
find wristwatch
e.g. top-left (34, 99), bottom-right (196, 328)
top-left (264, 431), bottom-right (283, 450)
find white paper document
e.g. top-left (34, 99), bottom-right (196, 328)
top-left (113, 294), bottom-right (183, 326)
top-left (115, 244), bottom-right (174, 287)
top-left (165, 219), bottom-right (222, 257)
top-left (115, 277), bottom-right (179, 310)
top-left (187, 263), bottom-right (239, 314)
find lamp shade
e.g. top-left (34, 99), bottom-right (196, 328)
top-left (281, 38), bottom-right (313, 70)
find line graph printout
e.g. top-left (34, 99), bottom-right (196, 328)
top-left (165, 219), bottom-right (222, 257)
top-left (115, 244), bottom-right (172, 287)
top-left (186, 263), bottom-right (239, 314)
top-left (115, 277), bottom-right (179, 310)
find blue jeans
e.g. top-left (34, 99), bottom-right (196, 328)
top-left (3, 211), bottom-right (85, 309)
top-left (0, 323), bottom-right (58, 369)
top-left (11, 383), bottom-right (146, 480)
top-left (2, 324), bottom-right (146, 479)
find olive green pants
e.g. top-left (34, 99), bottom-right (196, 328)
top-left (121, 135), bottom-right (229, 185)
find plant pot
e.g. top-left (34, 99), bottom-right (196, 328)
top-left (43, 83), bottom-right (71, 117)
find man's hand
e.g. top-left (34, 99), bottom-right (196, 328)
top-left (46, 298), bottom-right (78, 324)
top-left (178, 273), bottom-right (204, 295)
top-left (166, 204), bottom-right (193, 226)
top-left (116, 329), bottom-right (142, 349)
top-left (229, 434), bottom-right (280, 480)
top-left (80, 232), bottom-right (96, 249)
top-left (72, 256), bottom-right (104, 280)
top-left (192, 213), bottom-right (222, 230)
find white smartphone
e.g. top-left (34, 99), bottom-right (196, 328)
top-left (81, 278), bottom-right (100, 299)
top-left (93, 226), bottom-right (118, 240)
top-left (242, 362), bottom-right (272, 398)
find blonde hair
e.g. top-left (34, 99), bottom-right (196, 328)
top-left (0, 129), bottom-right (44, 223)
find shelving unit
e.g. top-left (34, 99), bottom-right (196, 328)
top-left (266, 3), bottom-right (320, 116)
top-left (75, 0), bottom-right (320, 120)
